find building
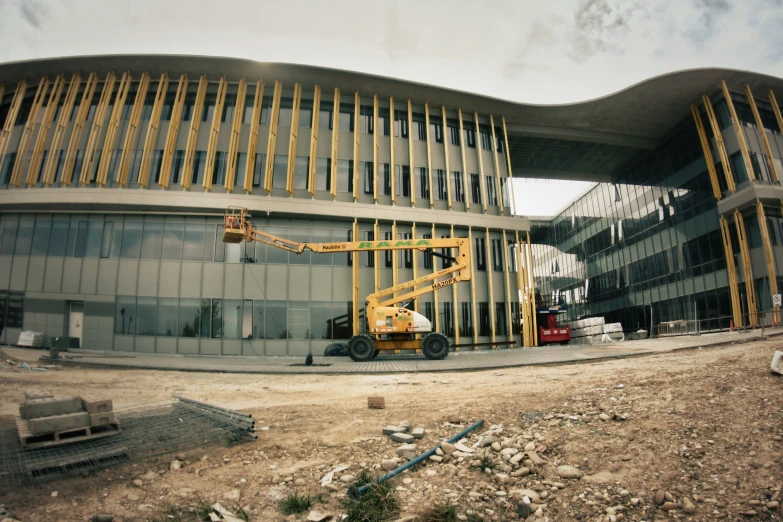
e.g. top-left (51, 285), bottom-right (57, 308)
top-left (0, 56), bottom-right (781, 354)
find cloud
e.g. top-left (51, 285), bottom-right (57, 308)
top-left (502, 22), bottom-right (558, 79)
top-left (20, 0), bottom-right (48, 29)
top-left (687, 0), bottom-right (732, 45)
top-left (567, 0), bottom-right (646, 63)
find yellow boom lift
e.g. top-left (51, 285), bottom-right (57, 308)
top-left (223, 207), bottom-right (471, 361)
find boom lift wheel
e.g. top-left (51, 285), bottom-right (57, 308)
top-left (347, 334), bottom-right (376, 362)
top-left (422, 332), bottom-right (449, 360)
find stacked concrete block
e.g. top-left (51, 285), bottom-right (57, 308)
top-left (20, 397), bottom-right (84, 420)
top-left (18, 390), bottom-right (116, 436)
top-left (569, 317), bottom-right (625, 344)
top-left (82, 398), bottom-right (115, 426)
top-left (29, 412), bottom-right (91, 435)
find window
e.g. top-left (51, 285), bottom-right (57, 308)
top-left (252, 300), bottom-right (264, 339)
top-left (459, 302), bottom-right (473, 337)
top-left (171, 150), bottom-right (185, 185)
top-left (448, 120), bottom-right (460, 146)
top-left (162, 223), bottom-right (185, 260)
top-left (440, 235), bottom-right (453, 270)
top-left (435, 170), bottom-right (447, 201)
top-left (475, 237), bottom-right (486, 271)
top-left (259, 96), bottom-right (272, 124)
top-left (311, 302), bottom-right (331, 340)
top-left (479, 125), bottom-right (492, 151)
top-left (221, 93), bottom-right (235, 123)
top-left (399, 233), bottom-right (413, 268)
top-left (211, 151), bottom-right (226, 186)
top-left (273, 154), bottom-right (287, 188)
top-left (115, 297), bottom-right (136, 334)
top-left (179, 298), bottom-right (201, 337)
top-left (379, 163), bottom-right (391, 196)
top-left (0, 153), bottom-right (15, 185)
top-left (495, 129), bottom-right (505, 153)
top-left (486, 176), bottom-right (498, 206)
top-left (495, 302), bottom-right (507, 335)
top-left (419, 167), bottom-right (429, 199)
top-left (439, 302), bottom-right (454, 337)
top-left (140, 222), bottom-right (163, 259)
top-left (315, 157), bottom-right (331, 191)
top-left (298, 99), bottom-right (312, 129)
top-left (429, 117), bottom-right (444, 143)
top-left (463, 122), bottom-right (476, 148)
top-left (210, 299), bottom-right (223, 338)
top-left (120, 222), bottom-right (142, 258)
top-left (100, 222), bottom-right (113, 258)
top-left (412, 113), bottom-right (427, 141)
top-left (422, 233), bottom-right (433, 269)
top-left (470, 173), bottom-right (481, 205)
top-left (491, 238), bottom-right (503, 271)
top-left (394, 109), bottom-right (409, 138)
top-left (191, 151), bottom-right (206, 185)
top-left (294, 156), bottom-right (309, 190)
top-left (30, 220), bottom-right (51, 256)
top-left (364, 231), bottom-right (374, 267)
top-left (136, 297), bottom-right (157, 336)
top-left (183, 224), bottom-right (206, 261)
top-left (157, 298), bottom-right (178, 337)
top-left (396, 165), bottom-right (410, 197)
top-left (223, 299), bottom-right (243, 339)
top-left (384, 232), bottom-right (393, 268)
top-left (318, 99), bottom-right (333, 130)
top-left (337, 159), bottom-right (353, 193)
top-left (377, 107), bottom-right (390, 136)
top-left (451, 171), bottom-right (464, 203)
top-left (339, 103), bottom-right (354, 132)
top-left (48, 220), bottom-right (69, 256)
top-left (265, 300), bottom-right (287, 339)
top-left (252, 153), bottom-right (264, 187)
top-left (362, 161), bottom-right (374, 194)
top-left (278, 97), bottom-right (293, 126)
top-left (151, 150), bottom-right (164, 184)
top-left (360, 105), bottom-right (374, 134)
top-left (478, 302), bottom-right (490, 336)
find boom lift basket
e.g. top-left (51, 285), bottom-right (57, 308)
top-left (223, 207), bottom-right (248, 243)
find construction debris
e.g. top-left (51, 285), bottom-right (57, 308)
top-left (16, 331), bottom-right (44, 348)
top-left (772, 350), bottom-right (783, 375)
top-left (367, 396), bottom-right (385, 409)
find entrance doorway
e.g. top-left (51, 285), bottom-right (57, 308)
top-left (68, 302), bottom-right (84, 348)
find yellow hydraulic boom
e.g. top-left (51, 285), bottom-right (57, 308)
top-left (223, 206), bottom-right (471, 361)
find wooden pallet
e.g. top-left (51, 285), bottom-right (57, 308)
top-left (15, 416), bottom-right (121, 450)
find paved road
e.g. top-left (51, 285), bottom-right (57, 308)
top-left (5, 328), bottom-right (780, 375)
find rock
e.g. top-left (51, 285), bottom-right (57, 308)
top-left (169, 460), bottom-right (181, 471)
top-left (383, 425), bottom-right (403, 435)
top-left (429, 455), bottom-right (443, 463)
top-left (132, 479), bottom-right (143, 488)
top-left (739, 510), bottom-right (757, 516)
top-left (51, 491), bottom-right (58, 497)
top-left (556, 465), bottom-right (583, 479)
top-left (491, 442), bottom-right (502, 452)
top-left (340, 474), bottom-right (355, 483)
top-left (396, 444), bottom-right (418, 460)
top-left (223, 489), bottom-right (240, 501)
top-left (524, 441), bottom-right (536, 451)
top-left (91, 516), bottom-right (115, 522)
top-left (495, 473), bottom-right (509, 484)
top-left (527, 450), bottom-right (545, 465)
top-left (127, 494), bottom-right (139, 502)
top-left (511, 467), bottom-right (530, 477)
top-left (599, 413), bottom-right (611, 421)
top-left (511, 489), bottom-right (541, 503)
top-left (767, 501), bottom-right (780, 509)
top-left (447, 414), bottom-right (461, 423)
top-left (500, 448), bottom-right (519, 456)
top-left (390, 433), bottom-right (415, 443)
top-left (295, 478), bottom-right (306, 486)
top-left (440, 441), bottom-right (457, 454)
top-left (518, 503), bottom-right (532, 519)
top-left (477, 436), bottom-right (496, 448)
top-left (398, 420), bottom-right (411, 432)
top-left (654, 491), bottom-right (665, 505)
top-left (382, 459), bottom-right (398, 471)
top-left (411, 427), bottom-right (425, 439)
top-left (683, 497), bottom-right (696, 514)
top-left (630, 498), bottom-right (640, 506)
top-left (661, 502), bottom-right (677, 511)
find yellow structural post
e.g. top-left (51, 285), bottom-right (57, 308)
top-left (516, 230), bottom-right (529, 347)
top-left (502, 230), bottom-right (513, 343)
top-left (80, 72), bottom-right (116, 185)
top-left (451, 225), bottom-right (459, 348)
top-left (352, 91), bottom-right (360, 201)
top-left (412, 223), bottom-right (419, 313)
top-left (501, 117), bottom-right (518, 214)
top-left (11, 77), bottom-right (48, 186)
top-left (329, 88), bottom-right (340, 198)
top-left (203, 77), bottom-right (228, 192)
top-left (770, 90), bottom-right (783, 136)
top-left (390, 96), bottom-right (396, 205)
top-left (96, 71), bottom-right (131, 186)
top-left (527, 232), bottom-right (538, 346)
top-left (432, 223), bottom-right (440, 332)
top-left (285, 82), bottom-right (301, 195)
top-left (408, 99), bottom-right (416, 205)
top-left (61, 73), bottom-right (98, 185)
top-left (352, 219), bottom-right (360, 335)
top-left (373, 220), bottom-right (381, 294)
top-left (489, 115), bottom-right (504, 214)
top-left (27, 75), bottom-right (64, 186)
top-left (721, 81), bottom-right (755, 183)
top-left (719, 216), bottom-right (743, 328)
top-left (158, 74), bottom-right (187, 189)
top-left (474, 112), bottom-right (487, 213)
top-left (468, 227), bottom-right (479, 346)
top-left (0, 80), bottom-right (27, 171)
top-left (745, 85), bottom-right (779, 184)
top-left (307, 84), bottom-right (320, 197)
top-left (702, 94), bottom-right (736, 193)
top-left (485, 228), bottom-right (497, 346)
top-left (180, 75), bottom-right (207, 190)
top-left (373, 94), bottom-right (379, 202)
top-left (458, 109), bottom-right (469, 211)
top-left (123, 72), bottom-right (155, 187)
top-left (690, 104), bottom-right (723, 200)
top-left (756, 201), bottom-right (779, 321)
top-left (442, 106), bottom-right (453, 210)
top-left (242, 81), bottom-right (263, 194)
top-left (263, 80), bottom-right (282, 193)
top-left (734, 209), bottom-right (758, 326)
top-left (225, 78), bottom-right (247, 193)
top-left (43, 74), bottom-right (80, 185)
top-left (424, 102), bottom-right (434, 208)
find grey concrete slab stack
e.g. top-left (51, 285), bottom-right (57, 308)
top-left (19, 397), bottom-right (83, 420)
top-left (24, 389), bottom-right (53, 401)
top-left (28, 412), bottom-right (91, 435)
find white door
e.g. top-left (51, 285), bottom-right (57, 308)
top-left (68, 302), bottom-right (84, 348)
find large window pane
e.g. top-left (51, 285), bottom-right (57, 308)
top-left (273, 154), bottom-right (288, 189)
top-left (6, 292), bottom-right (23, 328)
top-left (120, 222), bottom-right (143, 258)
top-left (331, 301), bottom-right (352, 339)
top-left (288, 301), bottom-right (310, 339)
top-left (311, 302), bottom-right (332, 340)
top-left (100, 222), bottom-right (113, 258)
top-left (200, 299), bottom-right (211, 338)
top-left (265, 300), bottom-right (287, 339)
top-left (141, 222), bottom-right (164, 259)
top-left (183, 223), bottom-right (206, 261)
top-left (73, 221), bottom-right (88, 257)
top-left (223, 299), bottom-right (242, 339)
top-left (252, 300), bottom-right (264, 339)
top-left (242, 299), bottom-right (253, 339)
top-left (135, 297), bottom-right (156, 336)
top-left (211, 298), bottom-right (223, 338)
top-left (85, 221), bottom-right (103, 258)
top-left (266, 226), bottom-right (288, 264)
top-left (179, 298), bottom-right (201, 337)
top-left (31, 220), bottom-right (52, 256)
top-left (14, 219), bottom-right (34, 256)
top-left (48, 219), bottom-right (69, 256)
top-left (162, 222), bottom-right (185, 260)
top-left (115, 297), bottom-right (136, 334)
top-left (0, 219), bottom-right (17, 255)
top-left (157, 298), bottom-right (178, 336)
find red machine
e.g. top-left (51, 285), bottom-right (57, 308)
top-left (536, 293), bottom-right (571, 345)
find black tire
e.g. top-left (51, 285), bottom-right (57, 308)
top-left (347, 334), bottom-right (375, 362)
top-left (372, 349), bottom-right (380, 359)
top-left (422, 332), bottom-right (450, 360)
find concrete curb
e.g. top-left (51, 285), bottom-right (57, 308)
top-left (36, 331), bottom-right (782, 375)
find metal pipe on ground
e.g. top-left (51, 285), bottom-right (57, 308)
top-left (349, 420), bottom-right (484, 499)
top-left (177, 403), bottom-right (257, 434)
top-left (173, 395), bottom-right (254, 421)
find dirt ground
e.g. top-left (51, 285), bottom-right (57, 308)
top-left (0, 338), bottom-right (782, 522)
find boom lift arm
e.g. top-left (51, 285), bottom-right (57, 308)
top-left (223, 206), bottom-right (471, 361)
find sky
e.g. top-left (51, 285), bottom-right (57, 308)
top-left (0, 0), bottom-right (781, 215)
